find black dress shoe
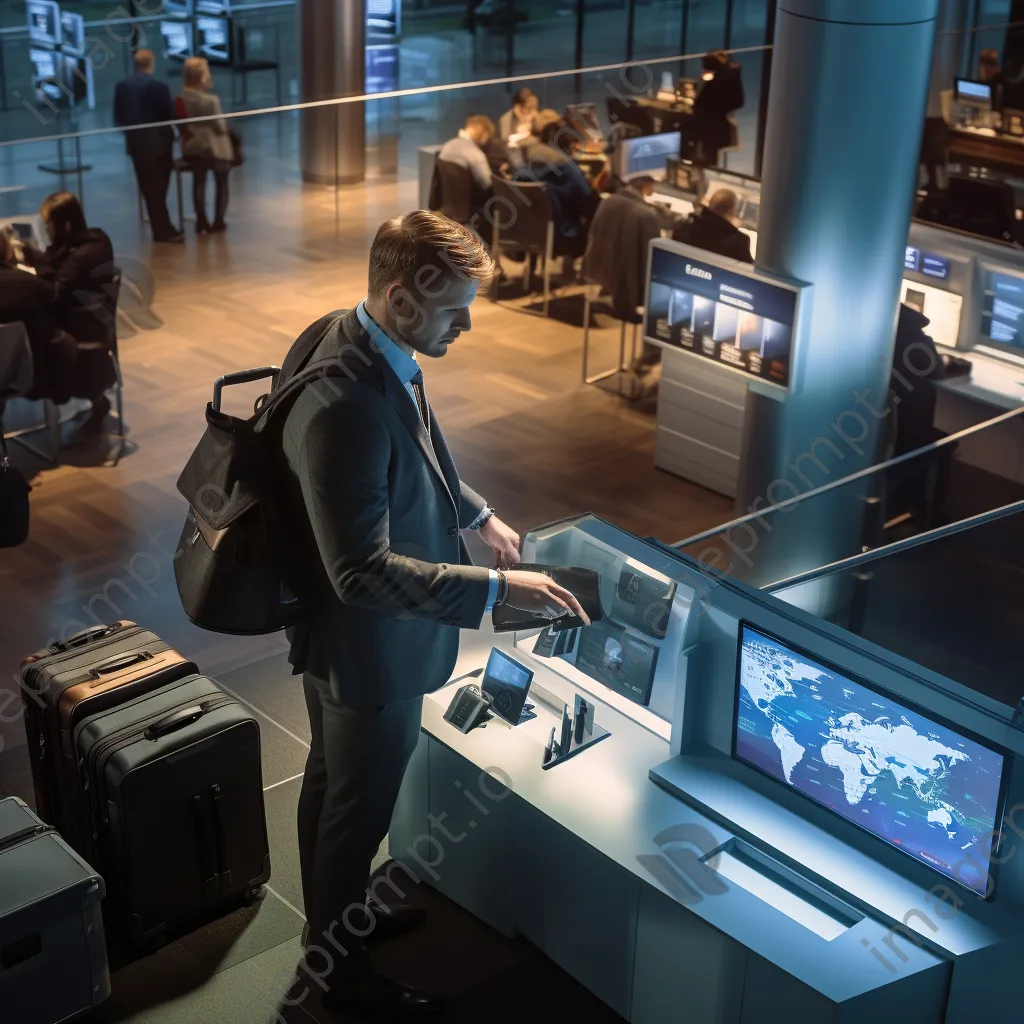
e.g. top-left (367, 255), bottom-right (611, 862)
top-left (154, 231), bottom-right (185, 244)
top-left (322, 973), bottom-right (443, 1019)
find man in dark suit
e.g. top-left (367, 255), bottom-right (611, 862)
top-left (279, 211), bottom-right (589, 1019)
top-left (114, 49), bottom-right (183, 244)
top-left (673, 188), bottom-right (754, 265)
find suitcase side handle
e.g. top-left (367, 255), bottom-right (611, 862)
top-left (89, 652), bottom-right (151, 678)
top-left (145, 705), bottom-right (205, 740)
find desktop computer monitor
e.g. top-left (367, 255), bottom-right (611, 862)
top-left (196, 17), bottom-right (231, 63)
top-left (196, 0), bottom-right (231, 13)
top-left (899, 280), bottom-right (963, 349)
top-left (615, 132), bottom-right (681, 182)
top-left (954, 78), bottom-right (993, 108)
top-left (161, 20), bottom-right (193, 61)
top-left (162, 0), bottom-right (194, 15)
top-left (27, 0), bottom-right (61, 47)
top-left (60, 12), bottom-right (85, 57)
top-left (29, 47), bottom-right (63, 105)
top-left (980, 268), bottom-right (1024, 356)
top-left (645, 240), bottom-right (804, 388)
top-left (566, 103), bottom-right (604, 147)
top-left (734, 623), bottom-right (1011, 899)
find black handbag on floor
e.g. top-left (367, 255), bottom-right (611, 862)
top-left (0, 433), bottom-right (30, 547)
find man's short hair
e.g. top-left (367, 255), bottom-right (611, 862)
top-left (980, 48), bottom-right (1001, 69)
top-left (707, 188), bottom-right (739, 219)
top-left (134, 48), bottom-right (156, 71)
top-left (465, 114), bottom-right (495, 139)
top-left (367, 211), bottom-right (495, 298)
top-left (532, 109), bottom-right (564, 145)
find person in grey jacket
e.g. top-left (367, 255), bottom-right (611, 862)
top-left (279, 211), bottom-right (589, 1019)
top-left (177, 57), bottom-right (233, 233)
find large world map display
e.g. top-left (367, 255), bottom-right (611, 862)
top-left (734, 626), bottom-right (1007, 896)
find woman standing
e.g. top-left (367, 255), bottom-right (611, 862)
top-left (178, 57), bottom-right (233, 233)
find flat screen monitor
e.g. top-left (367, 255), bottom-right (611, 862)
top-left (955, 78), bottom-right (993, 107)
top-left (574, 620), bottom-right (660, 706)
top-left (616, 132), bottom-right (681, 182)
top-left (980, 269), bottom-right (1024, 354)
top-left (161, 20), bottom-right (193, 61)
top-left (196, 17), bottom-right (231, 62)
top-left (162, 0), bottom-right (194, 15)
top-left (645, 240), bottom-right (802, 388)
top-left (702, 168), bottom-right (760, 230)
top-left (60, 12), bottom-right (85, 56)
top-left (27, 0), bottom-right (61, 47)
top-left (733, 624), bottom-right (1010, 898)
top-left (29, 47), bottom-right (62, 104)
top-left (196, 0), bottom-right (230, 13)
top-left (367, 0), bottom-right (400, 37)
top-left (904, 246), bottom-right (951, 281)
top-left (481, 648), bottom-right (534, 725)
top-left (899, 280), bottom-right (963, 350)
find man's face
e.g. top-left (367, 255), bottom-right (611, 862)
top-left (386, 273), bottom-right (480, 359)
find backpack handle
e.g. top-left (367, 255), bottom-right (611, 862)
top-left (212, 367), bottom-right (281, 412)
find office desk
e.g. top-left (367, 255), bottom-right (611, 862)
top-left (935, 346), bottom-right (1024, 481)
top-left (948, 126), bottom-right (1024, 173)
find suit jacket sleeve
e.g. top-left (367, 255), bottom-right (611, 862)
top-left (458, 480), bottom-right (487, 529)
top-left (156, 81), bottom-right (175, 123)
top-left (293, 382), bottom-right (491, 624)
top-left (113, 81), bottom-right (126, 126)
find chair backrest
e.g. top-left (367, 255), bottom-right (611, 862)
top-left (69, 270), bottom-right (121, 356)
top-left (433, 159), bottom-right (478, 225)
top-left (0, 322), bottom-right (34, 398)
top-left (490, 177), bottom-right (554, 252)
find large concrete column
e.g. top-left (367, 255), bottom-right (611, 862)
top-left (735, 0), bottom-right (939, 591)
top-left (299, 0), bottom-right (365, 185)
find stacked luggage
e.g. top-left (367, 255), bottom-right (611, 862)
top-left (15, 620), bottom-right (271, 949)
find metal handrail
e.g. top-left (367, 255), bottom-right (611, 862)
top-left (673, 406), bottom-right (1024, 550)
top-left (764, 498), bottom-right (1024, 593)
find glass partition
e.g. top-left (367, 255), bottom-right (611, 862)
top-left (765, 503), bottom-right (1024, 712)
top-left (674, 409), bottom-right (1024, 591)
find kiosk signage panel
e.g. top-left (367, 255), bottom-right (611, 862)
top-left (28, 0), bottom-right (60, 46)
top-left (196, 16), bottom-right (231, 62)
top-left (734, 624), bottom-right (1010, 898)
top-left (981, 270), bottom-right (1024, 353)
top-left (645, 241), bottom-right (800, 388)
top-left (899, 280), bottom-right (963, 349)
top-left (161, 20), bottom-right (193, 61)
top-left (60, 11), bottom-right (85, 56)
top-left (904, 246), bottom-right (950, 281)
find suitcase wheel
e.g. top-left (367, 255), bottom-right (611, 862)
top-left (242, 885), bottom-right (265, 907)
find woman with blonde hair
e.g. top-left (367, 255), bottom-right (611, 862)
top-left (177, 57), bottom-right (233, 233)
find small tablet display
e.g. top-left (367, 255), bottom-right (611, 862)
top-left (481, 648), bottom-right (534, 725)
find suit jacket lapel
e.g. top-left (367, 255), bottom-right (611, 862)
top-left (339, 312), bottom-right (457, 510)
top-left (427, 407), bottom-right (462, 503)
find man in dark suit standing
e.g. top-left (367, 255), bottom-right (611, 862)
top-left (279, 211), bottom-right (589, 1019)
top-left (114, 49), bottom-right (183, 244)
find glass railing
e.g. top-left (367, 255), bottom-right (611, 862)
top-left (763, 501), bottom-right (1024, 711)
top-left (674, 408), bottom-right (1024, 591)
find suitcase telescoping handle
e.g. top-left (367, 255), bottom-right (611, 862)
top-left (212, 366), bottom-right (282, 412)
top-left (145, 705), bottom-right (206, 740)
top-left (89, 652), bottom-right (151, 679)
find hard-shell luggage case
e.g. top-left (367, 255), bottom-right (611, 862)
top-left (75, 674), bottom-right (271, 946)
top-left (0, 796), bottom-right (110, 1024)
top-left (20, 621), bottom-right (197, 852)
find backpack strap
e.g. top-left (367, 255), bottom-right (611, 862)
top-left (278, 309), bottom-right (349, 384)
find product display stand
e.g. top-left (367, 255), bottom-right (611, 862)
top-left (542, 721), bottom-right (610, 770)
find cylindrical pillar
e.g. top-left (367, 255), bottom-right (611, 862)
top-left (299, 0), bottom-right (365, 185)
top-left (735, 0), bottom-right (939, 589)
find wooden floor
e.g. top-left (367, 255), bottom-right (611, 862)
top-left (0, 168), bottom-right (732, 759)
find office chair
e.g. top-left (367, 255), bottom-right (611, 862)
top-left (430, 159), bottom-right (480, 226)
top-left (917, 176), bottom-right (1018, 243)
top-left (0, 321), bottom-right (59, 465)
top-left (489, 177), bottom-right (557, 316)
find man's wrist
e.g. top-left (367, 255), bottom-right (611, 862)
top-left (469, 505), bottom-right (495, 531)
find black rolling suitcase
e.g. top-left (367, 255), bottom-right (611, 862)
top-left (74, 674), bottom-right (271, 946)
top-left (20, 620), bottom-right (197, 854)
top-left (0, 797), bottom-right (110, 1024)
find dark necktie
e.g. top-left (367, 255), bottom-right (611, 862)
top-left (410, 370), bottom-right (430, 435)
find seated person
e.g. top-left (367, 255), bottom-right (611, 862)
top-left (0, 229), bottom-right (76, 405)
top-left (439, 114), bottom-right (498, 193)
top-left (673, 188), bottom-right (753, 264)
top-left (22, 191), bottom-right (118, 431)
top-left (498, 87), bottom-right (538, 143)
top-left (518, 109), bottom-right (601, 257)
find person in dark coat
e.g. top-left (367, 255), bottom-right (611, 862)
top-left (23, 192), bottom-right (118, 430)
top-left (114, 49), bottom-right (183, 244)
top-left (0, 229), bottom-right (76, 404)
top-left (691, 50), bottom-right (745, 167)
top-left (673, 189), bottom-right (753, 264)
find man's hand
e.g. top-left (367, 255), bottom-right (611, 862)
top-left (503, 571), bottom-right (591, 625)
top-left (478, 516), bottom-right (521, 569)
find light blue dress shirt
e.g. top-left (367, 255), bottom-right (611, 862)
top-left (356, 301), bottom-right (499, 612)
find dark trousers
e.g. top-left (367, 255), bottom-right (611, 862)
top-left (191, 159), bottom-right (230, 229)
top-left (131, 148), bottom-right (176, 239)
top-left (297, 675), bottom-right (423, 979)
